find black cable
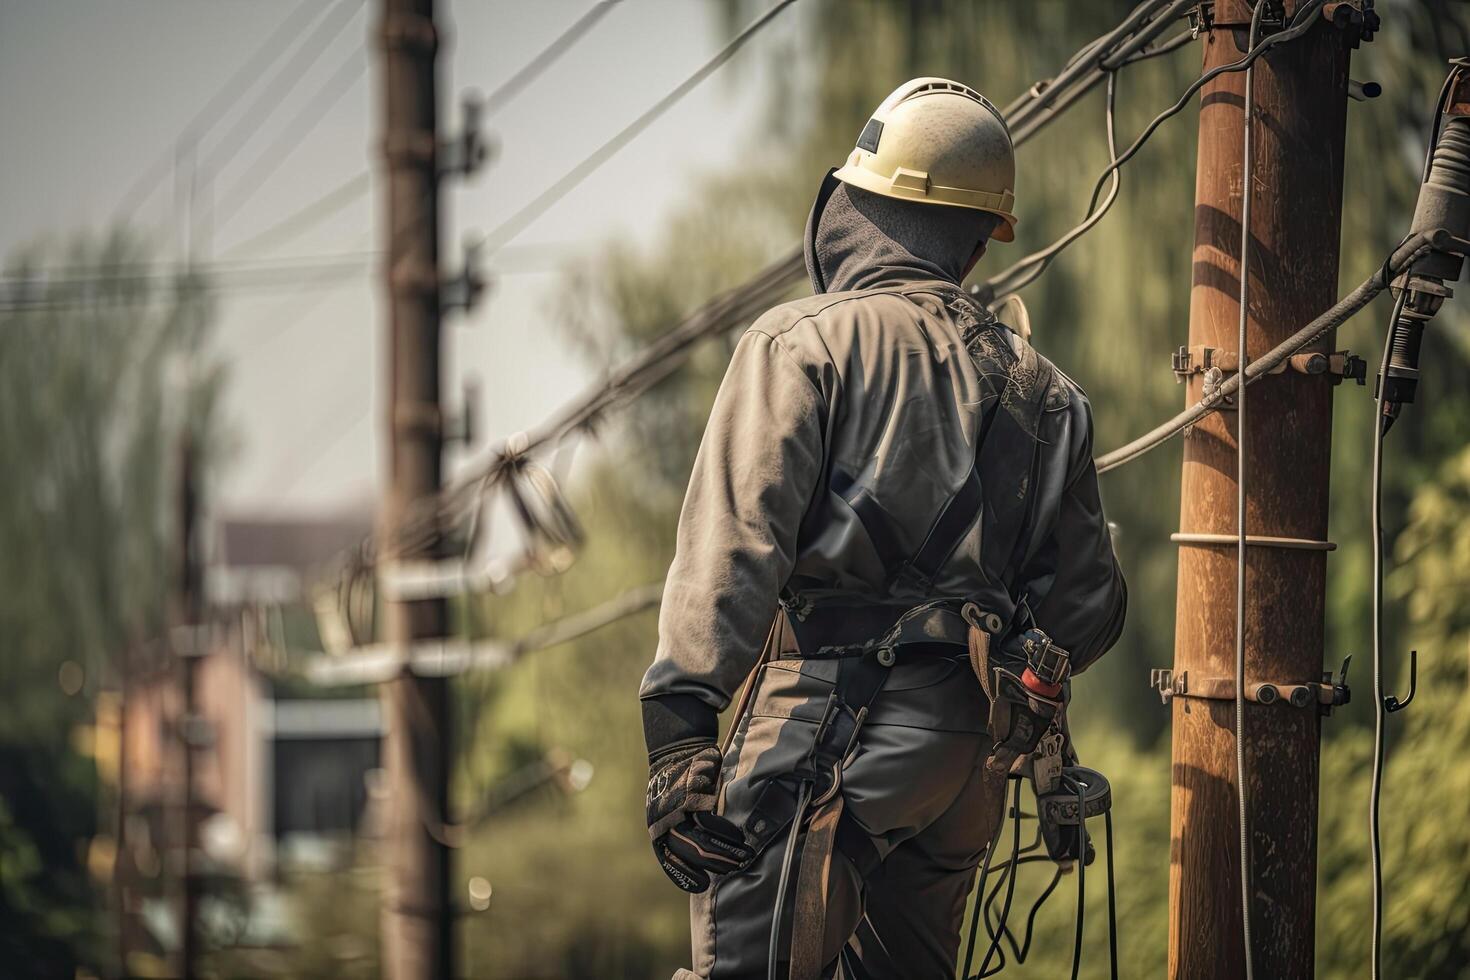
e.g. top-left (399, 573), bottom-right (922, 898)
top-left (1105, 810), bottom-right (1118, 980)
top-left (979, 0), bottom-right (1326, 304)
top-left (112, 0), bottom-right (330, 220)
top-left (478, 0), bottom-right (797, 253)
top-left (482, 1), bottom-right (624, 116)
top-left (985, 854), bottom-right (1061, 964)
top-left (975, 779), bottom-right (1024, 978)
top-left (962, 796), bottom-right (1003, 980)
top-left (980, 71), bottom-right (1121, 301)
top-left (1070, 776), bottom-right (1087, 980)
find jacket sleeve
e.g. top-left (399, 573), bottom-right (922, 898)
top-left (639, 328), bottom-right (826, 711)
top-left (1014, 396), bottom-right (1127, 675)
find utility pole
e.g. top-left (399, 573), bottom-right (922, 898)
top-left (173, 432), bottom-right (204, 979)
top-left (1166, 3), bottom-right (1366, 976)
top-left (378, 0), bottom-right (453, 976)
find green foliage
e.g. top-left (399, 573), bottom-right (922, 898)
top-left (0, 230), bottom-right (225, 975)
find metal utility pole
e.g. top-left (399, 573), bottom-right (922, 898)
top-left (1166, 3), bottom-right (1363, 976)
top-left (173, 433), bottom-right (204, 979)
top-left (378, 0), bottom-right (453, 976)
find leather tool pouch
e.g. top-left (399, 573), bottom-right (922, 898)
top-left (967, 613), bottom-right (1062, 774)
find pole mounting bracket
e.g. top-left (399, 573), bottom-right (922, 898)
top-left (1150, 659), bottom-right (1351, 715)
top-left (1172, 344), bottom-right (1366, 386)
top-left (1171, 532), bottom-right (1337, 551)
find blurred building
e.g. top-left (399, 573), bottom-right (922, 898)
top-left (115, 506), bottom-right (383, 894)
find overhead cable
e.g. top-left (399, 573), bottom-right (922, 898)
top-left (212, 46), bottom-right (370, 230)
top-left (476, 0), bottom-right (798, 254)
top-left (195, 0), bottom-right (366, 183)
top-left (217, 170), bottom-right (373, 258)
top-left (1094, 234), bottom-right (1435, 475)
top-left (354, 3), bottom-right (1190, 566)
top-left (111, 0), bottom-right (331, 220)
top-left (481, 0), bottom-right (625, 116)
top-left (980, 0), bottom-right (1327, 304)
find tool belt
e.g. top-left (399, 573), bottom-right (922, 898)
top-left (964, 601), bottom-right (1071, 776)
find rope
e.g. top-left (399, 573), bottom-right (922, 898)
top-left (1233, 7), bottom-right (1266, 976)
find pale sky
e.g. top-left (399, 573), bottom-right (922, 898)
top-left (0, 0), bottom-right (781, 516)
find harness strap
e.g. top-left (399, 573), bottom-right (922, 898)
top-left (788, 795), bottom-right (845, 980)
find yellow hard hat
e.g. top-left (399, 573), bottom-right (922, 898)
top-left (834, 77), bottom-right (1017, 242)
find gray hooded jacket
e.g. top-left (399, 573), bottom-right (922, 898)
top-left (640, 178), bottom-right (1126, 713)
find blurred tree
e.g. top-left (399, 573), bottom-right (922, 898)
top-left (0, 230), bottom-right (224, 976)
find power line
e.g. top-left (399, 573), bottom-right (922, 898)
top-left (481, 0), bottom-right (625, 116)
top-left (1094, 235), bottom-right (1435, 475)
top-left (196, 0), bottom-right (366, 184)
top-left (112, 0), bottom-right (330, 220)
top-left (216, 171), bottom-right (372, 258)
top-left (477, 0), bottom-right (799, 254)
top-left (212, 45), bottom-right (370, 230)
top-left (977, 0), bottom-right (1325, 304)
top-left (348, 0), bottom-right (1196, 567)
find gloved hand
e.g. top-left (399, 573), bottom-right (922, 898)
top-left (646, 741), bottom-right (753, 893)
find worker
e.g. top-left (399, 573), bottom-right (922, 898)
top-left (640, 77), bottom-right (1127, 979)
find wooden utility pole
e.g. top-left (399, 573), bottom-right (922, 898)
top-left (378, 0), bottom-right (453, 976)
top-left (173, 433), bottom-right (203, 979)
top-left (1168, 3), bottom-right (1358, 976)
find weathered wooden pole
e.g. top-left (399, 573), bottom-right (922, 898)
top-left (1168, 3), bottom-right (1357, 976)
top-left (378, 0), bottom-right (453, 975)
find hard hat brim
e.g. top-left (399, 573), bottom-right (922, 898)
top-left (833, 164), bottom-right (1017, 242)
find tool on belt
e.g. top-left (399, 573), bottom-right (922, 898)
top-left (959, 604), bottom-right (1119, 980)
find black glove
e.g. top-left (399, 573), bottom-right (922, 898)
top-left (646, 742), bottom-right (753, 893)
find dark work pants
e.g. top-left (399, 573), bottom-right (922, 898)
top-left (675, 652), bottom-right (1004, 980)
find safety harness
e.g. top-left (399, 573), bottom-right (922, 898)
top-left (716, 285), bottom-right (1101, 979)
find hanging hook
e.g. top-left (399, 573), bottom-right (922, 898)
top-left (1384, 650), bottom-right (1417, 713)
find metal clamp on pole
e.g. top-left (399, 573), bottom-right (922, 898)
top-left (1171, 532), bottom-right (1337, 551)
top-left (1150, 663), bottom-right (1351, 715)
top-left (1172, 344), bottom-right (1367, 386)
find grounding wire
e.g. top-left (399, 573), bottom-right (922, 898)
top-left (477, 0), bottom-right (798, 255)
top-left (1368, 66), bottom-right (1453, 980)
top-left (1368, 288), bottom-right (1409, 980)
top-left (1234, 6), bottom-right (1266, 977)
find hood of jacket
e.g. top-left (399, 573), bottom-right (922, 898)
top-left (802, 169), bottom-right (996, 294)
